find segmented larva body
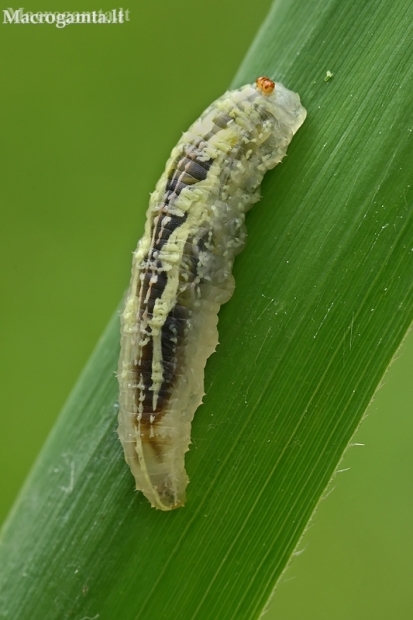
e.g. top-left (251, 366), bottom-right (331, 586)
top-left (117, 77), bottom-right (306, 510)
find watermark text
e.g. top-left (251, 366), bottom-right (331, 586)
top-left (3, 7), bottom-right (130, 27)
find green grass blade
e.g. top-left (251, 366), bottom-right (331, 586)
top-left (1, 0), bottom-right (413, 619)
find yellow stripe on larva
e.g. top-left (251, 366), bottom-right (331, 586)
top-left (117, 77), bottom-right (306, 510)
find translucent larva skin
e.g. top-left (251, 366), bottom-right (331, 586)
top-left (117, 78), bottom-right (306, 510)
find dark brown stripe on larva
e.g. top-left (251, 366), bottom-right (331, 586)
top-left (176, 157), bottom-right (210, 181)
top-left (133, 146), bottom-right (215, 427)
top-left (151, 212), bottom-right (187, 251)
top-left (134, 303), bottom-right (190, 428)
top-left (212, 112), bottom-right (233, 129)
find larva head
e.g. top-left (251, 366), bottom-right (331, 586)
top-left (255, 78), bottom-right (307, 137)
top-left (256, 76), bottom-right (275, 96)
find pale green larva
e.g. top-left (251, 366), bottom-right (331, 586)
top-left (117, 77), bottom-right (306, 510)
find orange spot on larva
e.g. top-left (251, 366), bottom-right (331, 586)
top-left (256, 76), bottom-right (275, 96)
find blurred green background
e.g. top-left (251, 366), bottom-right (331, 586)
top-left (1, 1), bottom-right (412, 618)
